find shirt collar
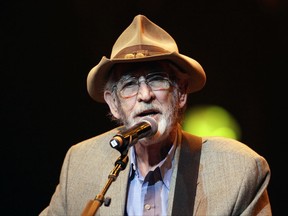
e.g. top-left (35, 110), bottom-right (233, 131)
top-left (128, 124), bottom-right (182, 188)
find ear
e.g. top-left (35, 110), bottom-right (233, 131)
top-left (104, 91), bottom-right (120, 119)
top-left (178, 92), bottom-right (187, 109)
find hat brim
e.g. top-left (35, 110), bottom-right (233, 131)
top-left (87, 52), bottom-right (206, 103)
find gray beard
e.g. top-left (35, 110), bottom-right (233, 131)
top-left (117, 90), bottom-right (180, 138)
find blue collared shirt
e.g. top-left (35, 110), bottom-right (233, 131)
top-left (126, 138), bottom-right (177, 216)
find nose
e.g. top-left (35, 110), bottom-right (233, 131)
top-left (137, 79), bottom-right (155, 102)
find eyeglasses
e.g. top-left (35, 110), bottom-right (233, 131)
top-left (113, 72), bottom-right (174, 99)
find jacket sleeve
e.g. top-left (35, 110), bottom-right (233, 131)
top-left (198, 137), bottom-right (272, 216)
top-left (238, 155), bottom-right (272, 215)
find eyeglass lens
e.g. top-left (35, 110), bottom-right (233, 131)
top-left (118, 72), bottom-right (172, 98)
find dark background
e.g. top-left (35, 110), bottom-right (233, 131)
top-left (1, 0), bottom-right (287, 215)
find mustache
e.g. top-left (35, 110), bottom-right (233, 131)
top-left (132, 104), bottom-right (161, 117)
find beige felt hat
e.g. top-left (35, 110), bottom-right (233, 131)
top-left (87, 14), bottom-right (206, 103)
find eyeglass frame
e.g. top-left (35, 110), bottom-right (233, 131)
top-left (111, 72), bottom-right (176, 99)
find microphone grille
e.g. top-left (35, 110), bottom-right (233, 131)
top-left (141, 116), bottom-right (158, 135)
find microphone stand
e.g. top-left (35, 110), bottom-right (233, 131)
top-left (81, 153), bottom-right (129, 216)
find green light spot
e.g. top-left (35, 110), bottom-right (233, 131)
top-left (183, 105), bottom-right (241, 140)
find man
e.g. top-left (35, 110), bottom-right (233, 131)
top-left (40, 14), bottom-right (271, 216)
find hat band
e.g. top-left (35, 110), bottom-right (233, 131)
top-left (113, 45), bottom-right (171, 59)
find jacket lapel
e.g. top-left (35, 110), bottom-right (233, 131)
top-left (98, 153), bottom-right (130, 216)
top-left (169, 130), bottom-right (202, 216)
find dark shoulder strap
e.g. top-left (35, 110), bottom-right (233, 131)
top-left (171, 131), bottom-right (202, 216)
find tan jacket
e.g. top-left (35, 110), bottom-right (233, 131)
top-left (40, 126), bottom-right (271, 215)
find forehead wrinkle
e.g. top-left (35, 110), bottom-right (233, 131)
top-left (108, 60), bottom-right (180, 86)
top-left (115, 63), bottom-right (175, 80)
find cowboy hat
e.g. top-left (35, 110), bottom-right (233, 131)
top-left (87, 14), bottom-right (206, 103)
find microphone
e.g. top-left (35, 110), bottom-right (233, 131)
top-left (109, 116), bottom-right (158, 153)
